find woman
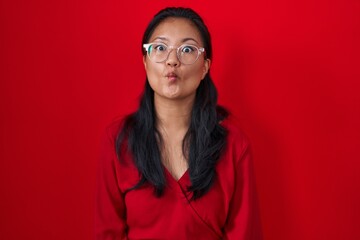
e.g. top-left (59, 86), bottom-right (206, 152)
top-left (96, 7), bottom-right (262, 240)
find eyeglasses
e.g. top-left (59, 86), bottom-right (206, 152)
top-left (143, 43), bottom-right (205, 65)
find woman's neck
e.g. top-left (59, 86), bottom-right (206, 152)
top-left (154, 94), bottom-right (194, 132)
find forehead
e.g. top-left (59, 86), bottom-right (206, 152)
top-left (149, 17), bottom-right (203, 44)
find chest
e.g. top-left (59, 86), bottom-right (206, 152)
top-left (115, 150), bottom-right (236, 238)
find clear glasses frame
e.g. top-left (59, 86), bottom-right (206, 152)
top-left (143, 43), bottom-right (205, 65)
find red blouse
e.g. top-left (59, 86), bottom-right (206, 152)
top-left (95, 118), bottom-right (263, 240)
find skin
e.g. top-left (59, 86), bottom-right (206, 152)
top-left (143, 17), bottom-right (211, 180)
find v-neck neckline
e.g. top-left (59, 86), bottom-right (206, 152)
top-left (162, 165), bottom-right (194, 199)
top-left (163, 165), bottom-right (189, 184)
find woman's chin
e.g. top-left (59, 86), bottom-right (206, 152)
top-left (162, 86), bottom-right (181, 99)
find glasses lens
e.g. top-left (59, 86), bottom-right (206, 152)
top-left (148, 43), bottom-right (168, 63)
top-left (178, 45), bottom-right (199, 64)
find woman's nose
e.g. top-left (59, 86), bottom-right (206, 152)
top-left (166, 49), bottom-right (180, 67)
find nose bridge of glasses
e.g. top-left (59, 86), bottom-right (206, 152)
top-left (166, 46), bottom-right (180, 62)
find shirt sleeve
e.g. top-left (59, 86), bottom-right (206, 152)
top-left (95, 128), bottom-right (128, 240)
top-left (223, 143), bottom-right (263, 240)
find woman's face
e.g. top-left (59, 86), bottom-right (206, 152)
top-left (143, 17), bottom-right (210, 101)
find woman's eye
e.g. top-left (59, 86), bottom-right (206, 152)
top-left (154, 44), bottom-right (167, 51)
top-left (181, 46), bottom-right (194, 53)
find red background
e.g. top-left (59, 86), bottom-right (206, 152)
top-left (1, 0), bottom-right (359, 239)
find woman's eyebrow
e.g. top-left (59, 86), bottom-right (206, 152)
top-left (152, 36), bottom-right (200, 44)
top-left (153, 37), bottom-right (168, 41)
top-left (181, 38), bottom-right (199, 44)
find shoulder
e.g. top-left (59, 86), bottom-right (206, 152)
top-left (221, 116), bottom-right (250, 146)
top-left (105, 117), bottom-right (124, 140)
top-left (106, 113), bottom-right (134, 138)
top-left (105, 114), bottom-right (134, 142)
top-left (220, 116), bottom-right (251, 158)
top-left (100, 114), bottom-right (136, 167)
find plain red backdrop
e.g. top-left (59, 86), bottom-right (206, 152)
top-left (1, 0), bottom-right (359, 239)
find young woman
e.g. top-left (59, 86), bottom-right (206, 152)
top-left (96, 7), bottom-right (262, 240)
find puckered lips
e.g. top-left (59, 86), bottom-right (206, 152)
top-left (165, 71), bottom-right (178, 82)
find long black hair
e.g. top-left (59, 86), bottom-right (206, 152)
top-left (116, 7), bottom-right (228, 200)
